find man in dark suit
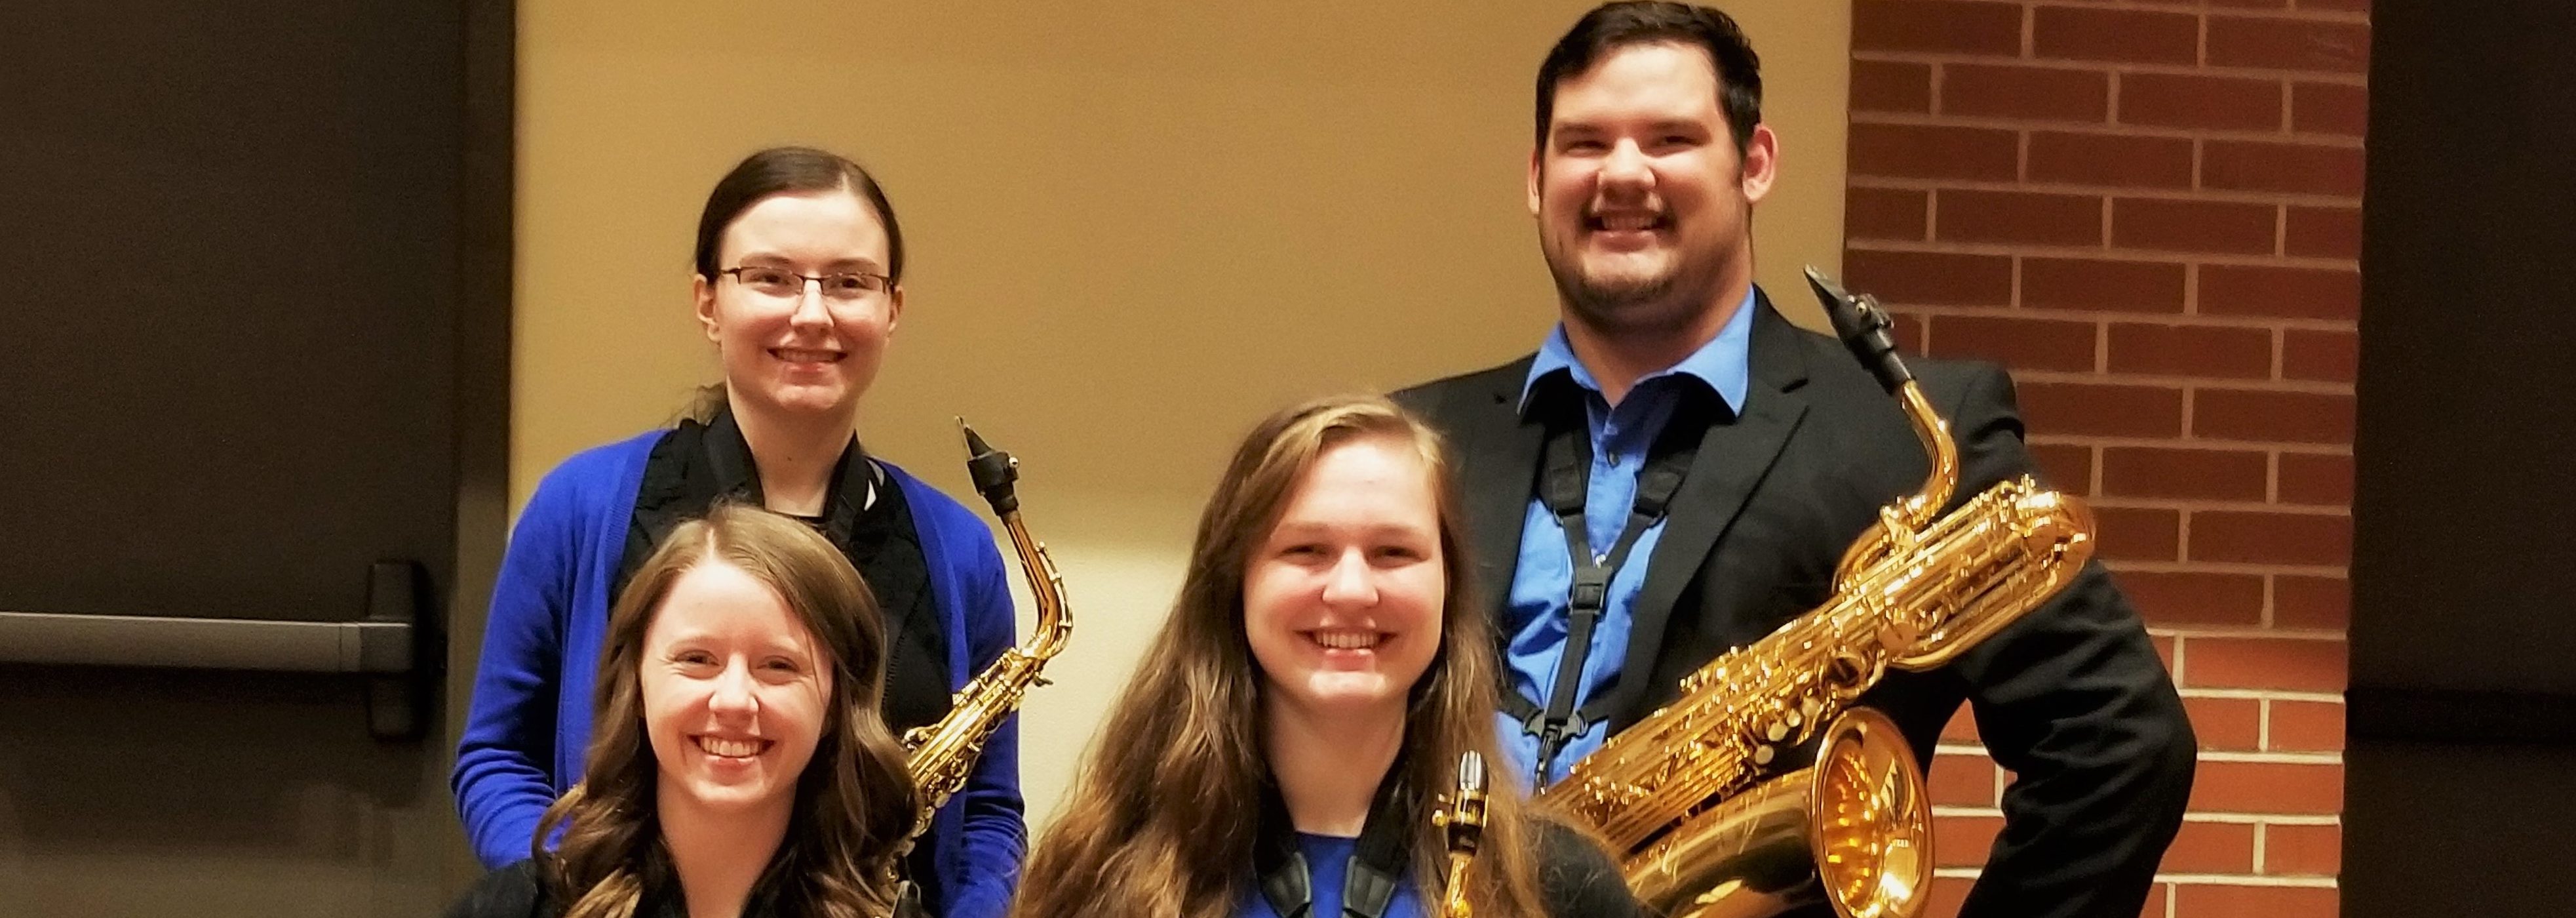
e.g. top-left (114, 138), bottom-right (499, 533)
top-left (1392, 4), bottom-right (2195, 917)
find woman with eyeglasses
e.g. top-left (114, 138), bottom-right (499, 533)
top-left (446, 504), bottom-right (920, 918)
top-left (1007, 395), bottom-right (1640, 918)
top-left (454, 147), bottom-right (1024, 918)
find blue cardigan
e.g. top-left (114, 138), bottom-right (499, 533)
top-left (450, 430), bottom-right (1026, 918)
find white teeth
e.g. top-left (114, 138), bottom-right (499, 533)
top-left (697, 736), bottom-right (766, 758)
top-left (774, 348), bottom-right (841, 363)
top-left (1597, 214), bottom-right (1660, 231)
top-left (1311, 631), bottom-right (1381, 650)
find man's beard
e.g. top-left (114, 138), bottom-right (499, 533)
top-left (1540, 231), bottom-right (1725, 333)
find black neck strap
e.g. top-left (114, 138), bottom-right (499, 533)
top-left (1506, 381), bottom-right (1713, 783)
top-left (1253, 757), bottom-right (1415, 918)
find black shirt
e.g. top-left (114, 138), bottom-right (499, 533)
top-left (445, 858), bottom-right (927, 918)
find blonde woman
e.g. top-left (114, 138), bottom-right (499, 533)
top-left (446, 504), bottom-right (920, 918)
top-left (1010, 396), bottom-right (1640, 918)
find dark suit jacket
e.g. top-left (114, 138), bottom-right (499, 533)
top-left (1394, 291), bottom-right (2196, 918)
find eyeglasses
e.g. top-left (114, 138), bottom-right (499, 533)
top-left (719, 266), bottom-right (893, 302)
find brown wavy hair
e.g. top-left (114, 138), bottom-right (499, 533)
top-left (1010, 395), bottom-right (1553, 917)
top-left (535, 504), bottom-right (920, 918)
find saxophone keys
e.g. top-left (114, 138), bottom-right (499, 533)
top-left (1875, 620), bottom-right (1921, 652)
top-left (1753, 745), bottom-right (1777, 766)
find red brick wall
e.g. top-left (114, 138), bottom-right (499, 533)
top-left (1841, 1), bottom-right (2364, 916)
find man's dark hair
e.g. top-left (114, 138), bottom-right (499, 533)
top-left (1534, 1), bottom-right (1764, 153)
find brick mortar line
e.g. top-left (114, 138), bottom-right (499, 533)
top-left (2152, 626), bottom-right (2347, 640)
top-left (2198, 749), bottom-right (2342, 765)
top-left (1852, 111), bottom-right (2369, 148)
top-left (1929, 871), bottom-right (2346, 888)
top-left (2029, 435), bottom-right (2352, 453)
top-left (2151, 873), bottom-right (2341, 888)
top-left (1858, 4), bottom-right (2374, 26)
top-left (1889, 307), bottom-right (2358, 333)
top-left (2012, 371), bottom-right (2354, 394)
top-left (2112, 561), bottom-right (2348, 576)
top-left (1932, 868), bottom-right (2341, 888)
top-left (1930, 806), bottom-right (2341, 826)
top-left (2084, 498), bottom-right (2352, 515)
top-left (2010, 1), bottom-right (2373, 22)
top-left (2258, 542), bottom-right (2282, 629)
top-left (1851, 52), bottom-right (2371, 83)
top-left (1848, 176), bottom-right (2364, 209)
top-left (1888, 309), bottom-right (2360, 333)
top-left (1850, 239), bottom-right (2365, 268)
top-left (2181, 812), bottom-right (2342, 826)
top-left (1935, 746), bottom-right (2344, 766)
top-left (2179, 688), bottom-right (2344, 702)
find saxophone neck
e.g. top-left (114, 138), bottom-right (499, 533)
top-left (1894, 382), bottom-right (1961, 525)
top-left (1436, 751), bottom-right (1488, 917)
top-left (1806, 266), bottom-right (1960, 528)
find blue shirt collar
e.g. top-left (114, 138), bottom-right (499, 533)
top-left (1518, 285), bottom-right (1759, 415)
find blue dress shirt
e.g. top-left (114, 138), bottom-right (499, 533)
top-left (1495, 289), bottom-right (1756, 786)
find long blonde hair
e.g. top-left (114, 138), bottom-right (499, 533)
top-left (1011, 395), bottom-right (1553, 917)
top-left (536, 504), bottom-right (918, 918)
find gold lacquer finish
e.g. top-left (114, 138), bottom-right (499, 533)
top-left (1434, 751), bottom-right (1491, 918)
top-left (1537, 269), bottom-right (2094, 918)
top-left (901, 420), bottom-right (1072, 837)
top-left (1618, 709), bottom-right (1930, 918)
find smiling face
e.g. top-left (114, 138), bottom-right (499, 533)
top-left (639, 558), bottom-right (832, 820)
top-left (1241, 435), bottom-right (1447, 719)
top-left (1530, 41), bottom-right (1775, 338)
top-left (692, 188), bottom-right (904, 422)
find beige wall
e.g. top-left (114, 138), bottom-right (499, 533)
top-left (511, 0), bottom-right (1851, 833)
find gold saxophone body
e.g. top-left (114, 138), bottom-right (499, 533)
top-left (1433, 751), bottom-right (1491, 918)
top-left (1536, 269), bottom-right (2097, 918)
top-left (902, 420), bottom-right (1072, 834)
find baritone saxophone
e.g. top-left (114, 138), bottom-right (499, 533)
top-left (1538, 268), bottom-right (2098, 918)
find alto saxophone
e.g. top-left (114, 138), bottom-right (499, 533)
top-left (902, 420), bottom-right (1072, 833)
top-left (1432, 751), bottom-right (1490, 918)
top-left (1538, 268), bottom-right (2096, 918)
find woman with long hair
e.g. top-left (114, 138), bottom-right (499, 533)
top-left (454, 146), bottom-right (1023, 917)
top-left (446, 504), bottom-right (919, 918)
top-left (1009, 395), bottom-right (1639, 918)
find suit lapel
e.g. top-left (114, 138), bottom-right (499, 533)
top-left (1601, 296), bottom-right (1813, 727)
top-left (1451, 357), bottom-right (1544, 624)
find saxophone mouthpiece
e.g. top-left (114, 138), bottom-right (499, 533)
top-left (1457, 750), bottom-right (1487, 795)
top-left (956, 417), bottom-right (1021, 515)
top-left (1805, 266), bottom-right (1915, 395)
